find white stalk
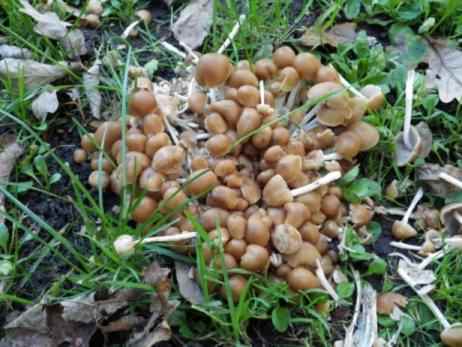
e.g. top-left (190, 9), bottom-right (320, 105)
top-left (140, 232), bottom-right (197, 244)
top-left (301, 105), bottom-right (321, 131)
top-left (195, 133), bottom-right (210, 141)
top-left (323, 152), bottom-right (343, 161)
top-left (439, 172), bottom-right (462, 190)
top-left (161, 41), bottom-right (187, 60)
top-left (217, 14), bottom-right (246, 54)
top-left (390, 241), bottom-right (421, 251)
top-left (336, 71), bottom-right (366, 99)
top-left (398, 265), bottom-right (450, 329)
top-left (285, 82), bottom-right (303, 111)
top-left (259, 80), bottom-right (265, 105)
top-left (122, 20), bottom-right (140, 38)
top-left (404, 69), bottom-right (416, 149)
top-left (402, 187), bottom-right (423, 224)
top-left (315, 259), bottom-right (340, 302)
top-left (291, 171), bottom-right (342, 197)
top-left (178, 41), bottom-right (199, 64)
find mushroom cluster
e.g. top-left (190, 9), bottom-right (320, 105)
top-left (74, 47), bottom-right (385, 296)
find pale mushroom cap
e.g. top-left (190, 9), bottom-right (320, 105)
top-left (394, 126), bottom-right (421, 167)
top-left (317, 106), bottom-right (346, 127)
top-left (348, 121), bottom-right (380, 151)
top-left (286, 241), bottom-right (321, 268)
top-left (415, 122), bottom-right (433, 159)
top-left (196, 53), bottom-right (233, 87)
top-left (293, 52), bottom-right (321, 81)
top-left (441, 325), bottom-right (462, 347)
top-left (440, 203), bottom-right (462, 235)
top-left (360, 84), bottom-right (385, 111)
top-left (272, 224), bottom-right (303, 255)
top-left (114, 235), bottom-right (136, 256)
top-left (391, 220), bottom-right (417, 240)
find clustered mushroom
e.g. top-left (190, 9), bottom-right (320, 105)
top-left (74, 47), bottom-right (385, 299)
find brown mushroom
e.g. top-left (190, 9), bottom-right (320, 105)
top-left (334, 131), bottom-right (361, 160)
top-left (227, 213), bottom-right (247, 239)
top-left (201, 208), bottom-right (229, 231)
top-left (240, 244), bottom-right (269, 272)
top-left (225, 239), bottom-right (247, 260)
top-left (272, 224), bottom-right (303, 255)
top-left (195, 53), bottom-right (233, 87)
top-left (255, 59), bottom-right (278, 80)
top-left (188, 92), bottom-right (208, 114)
top-left (272, 46), bottom-right (296, 68)
top-left (284, 202), bottom-right (310, 228)
top-left (227, 69), bottom-right (258, 88)
top-left (129, 89), bottom-right (158, 117)
top-left (139, 167), bottom-right (164, 193)
top-left (209, 185), bottom-right (239, 210)
top-left (293, 52), bottom-right (321, 81)
top-left (152, 145), bottom-right (185, 175)
top-left (347, 121), bottom-right (380, 152)
top-left (225, 275), bottom-right (248, 302)
top-left (286, 241), bottom-right (321, 268)
top-left (205, 112), bottom-right (228, 134)
top-left (392, 188), bottom-right (423, 240)
top-left (441, 325), bottom-right (462, 347)
top-left (350, 204), bottom-right (374, 226)
top-left (73, 149), bottom-right (87, 163)
top-left (208, 100), bottom-right (242, 128)
top-left (89, 170), bottom-right (109, 190)
top-left (145, 133), bottom-right (171, 158)
top-left (206, 134), bottom-right (231, 157)
top-left (143, 113), bottom-right (165, 135)
top-left (376, 292), bottom-right (408, 315)
top-left (236, 108), bottom-right (261, 136)
top-left (287, 267), bottom-right (320, 291)
top-left (95, 121), bottom-right (121, 150)
top-left (132, 196), bottom-right (157, 223)
top-left (186, 169), bottom-right (219, 196)
top-left (360, 85), bottom-right (385, 111)
top-left (245, 214), bottom-right (270, 246)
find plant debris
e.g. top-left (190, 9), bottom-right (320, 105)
top-left (301, 22), bottom-right (360, 48)
top-left (175, 261), bottom-right (204, 304)
top-left (0, 44), bottom-right (32, 59)
top-left (83, 60), bottom-right (102, 119)
top-left (31, 88), bottom-right (59, 120)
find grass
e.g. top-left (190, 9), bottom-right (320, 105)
top-left (1, 0), bottom-right (462, 346)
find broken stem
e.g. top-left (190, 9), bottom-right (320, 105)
top-left (315, 259), bottom-right (340, 302)
top-left (291, 171), bottom-right (342, 197)
top-left (122, 20), bottom-right (140, 38)
top-left (161, 41), bottom-right (187, 60)
top-left (402, 187), bottom-right (423, 224)
top-left (217, 14), bottom-right (246, 54)
top-left (390, 241), bottom-right (421, 251)
top-left (404, 69), bottom-right (415, 149)
top-left (178, 41), bottom-right (199, 64)
top-left (140, 232), bottom-right (197, 244)
top-left (259, 80), bottom-right (265, 105)
top-left (439, 172), bottom-right (462, 190)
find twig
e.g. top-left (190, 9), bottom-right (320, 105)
top-left (404, 69), bottom-right (416, 149)
top-left (217, 14), bottom-right (246, 54)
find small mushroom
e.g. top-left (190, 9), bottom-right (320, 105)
top-left (245, 214), bottom-right (270, 246)
top-left (152, 145), bottom-right (185, 175)
top-left (272, 46), bottom-right (296, 68)
top-left (440, 203), bottom-right (462, 235)
top-left (195, 53), bottom-right (233, 87)
top-left (225, 275), bottom-right (248, 302)
top-left (287, 267), bottom-right (320, 291)
top-left (208, 100), bottom-right (242, 127)
top-left (334, 131), bottom-right (361, 160)
top-left (347, 121), bottom-right (380, 151)
top-left (293, 52), bottom-right (321, 81)
top-left (186, 169), bottom-right (219, 196)
top-left (240, 244), bottom-right (269, 272)
top-left (255, 58), bottom-right (278, 80)
top-left (392, 188), bottom-right (424, 240)
top-left (271, 224), bottom-right (302, 254)
top-left (89, 170), bottom-right (109, 190)
top-left (73, 148), bottom-right (87, 163)
top-left (441, 325), bottom-right (462, 347)
top-left (188, 92), bottom-right (208, 114)
top-left (132, 196), bottom-right (157, 223)
top-left (262, 172), bottom-right (342, 207)
top-left (360, 85), bottom-right (385, 111)
top-left (135, 9), bottom-right (152, 25)
top-left (129, 89), bottom-right (158, 117)
top-left (350, 204), bottom-right (374, 226)
top-left (286, 241), bottom-right (321, 268)
top-left (417, 164), bottom-right (462, 197)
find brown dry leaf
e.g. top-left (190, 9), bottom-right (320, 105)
top-left (301, 22), bottom-right (358, 48)
top-left (171, 0), bottom-right (213, 49)
top-left (425, 38), bottom-right (462, 103)
top-left (0, 137), bottom-right (24, 226)
top-left (175, 261), bottom-right (203, 304)
top-left (0, 58), bottom-right (70, 88)
top-left (0, 45), bottom-right (32, 59)
top-left (376, 292), bottom-right (408, 315)
top-left (83, 61), bottom-right (102, 119)
top-left (19, 0), bottom-right (70, 39)
top-left (31, 89), bottom-right (59, 120)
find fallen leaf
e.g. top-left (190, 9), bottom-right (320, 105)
top-left (0, 58), bottom-right (69, 88)
top-left (83, 61), bottom-right (102, 119)
top-left (171, 0), bottom-right (213, 50)
top-left (301, 22), bottom-right (358, 48)
top-left (175, 261), bottom-right (203, 304)
top-left (416, 164), bottom-right (462, 197)
top-left (398, 259), bottom-right (435, 287)
top-left (60, 29), bottom-right (87, 58)
top-left (19, 0), bottom-right (70, 39)
top-left (0, 137), bottom-right (24, 226)
top-left (376, 292), bottom-right (408, 315)
top-left (31, 89), bottom-right (59, 120)
top-left (0, 45), bottom-right (32, 59)
top-left (425, 38), bottom-right (462, 103)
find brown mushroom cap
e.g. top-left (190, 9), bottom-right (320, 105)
top-left (307, 82), bottom-right (348, 109)
top-left (277, 66), bottom-right (300, 92)
top-left (392, 221), bottom-right (417, 240)
top-left (348, 121), bottom-right (380, 151)
top-left (89, 170), bottom-right (109, 190)
top-left (208, 100), bottom-right (242, 128)
top-left (360, 85), bottom-right (385, 111)
top-left (262, 175), bottom-right (293, 207)
top-left (143, 113), bottom-right (165, 135)
top-left (441, 325), bottom-right (462, 347)
top-left (162, 187), bottom-right (188, 210)
top-left (293, 52), bottom-right (321, 81)
top-left (225, 239), bottom-right (247, 260)
top-left (205, 112), bottom-right (228, 134)
top-left (237, 85), bottom-right (260, 107)
top-left (245, 215), bottom-right (270, 246)
top-left (73, 149), bottom-right (87, 163)
top-left (188, 91), bottom-right (208, 114)
top-left (394, 126), bottom-right (421, 167)
top-left (272, 46), bottom-right (296, 68)
top-left (227, 69), bottom-right (258, 88)
top-left (227, 212), bottom-right (247, 239)
top-left (255, 59), bottom-right (278, 80)
top-left (201, 208), bottom-right (229, 231)
top-left (316, 65), bottom-right (339, 83)
top-left (335, 131), bottom-right (361, 160)
top-left (299, 222), bottom-right (321, 244)
top-left (132, 196), bottom-right (157, 223)
top-left (350, 204), bottom-right (374, 226)
top-left (272, 224), bottom-right (303, 255)
top-left (209, 185), bottom-right (239, 210)
top-left (187, 169), bottom-right (219, 196)
top-left (206, 134), bottom-right (231, 157)
top-left (440, 203), bottom-right (462, 235)
top-left (226, 275), bottom-right (248, 302)
top-left (196, 53), bottom-right (233, 87)
top-left (317, 106), bottom-right (346, 127)
top-left (284, 202), bottom-right (310, 228)
top-left (81, 134), bottom-right (96, 153)
top-left (95, 121), bottom-right (121, 150)
top-left (286, 241), bottom-right (321, 268)
top-left (240, 244), bottom-right (269, 272)
top-left (145, 133), bottom-right (171, 158)
top-left (287, 267), bottom-right (320, 291)
top-left (152, 145), bottom-right (185, 175)
top-left (129, 89), bottom-right (158, 117)
top-left (237, 108), bottom-right (262, 136)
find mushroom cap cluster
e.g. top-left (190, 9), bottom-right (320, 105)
top-left (74, 47), bottom-right (384, 297)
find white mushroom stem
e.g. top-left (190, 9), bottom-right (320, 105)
top-left (178, 41), bottom-right (199, 64)
top-left (285, 82), bottom-right (303, 111)
top-left (402, 187), bottom-right (423, 224)
top-left (418, 249), bottom-right (445, 270)
top-left (390, 241), bottom-right (421, 251)
top-left (302, 106), bottom-right (321, 131)
top-left (140, 232), bottom-right (197, 244)
top-left (315, 259), bottom-right (340, 302)
top-left (343, 270), bottom-right (362, 347)
top-left (259, 80), bottom-right (265, 105)
top-left (217, 14), bottom-right (246, 54)
top-left (323, 152), bottom-right (343, 161)
top-left (160, 41), bottom-right (187, 60)
top-left (397, 265), bottom-right (450, 329)
top-left (439, 172), bottom-right (462, 190)
top-left (291, 171), bottom-right (342, 197)
top-left (195, 133), bottom-right (210, 141)
top-left (374, 206), bottom-right (416, 219)
top-left (403, 69), bottom-right (416, 149)
top-left (122, 20), bottom-right (140, 38)
top-left (418, 237), bottom-right (462, 269)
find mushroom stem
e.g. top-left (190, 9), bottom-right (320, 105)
top-left (217, 14), bottom-right (246, 54)
top-left (259, 80), bottom-right (265, 105)
top-left (315, 259), bottom-right (340, 302)
top-left (140, 232), bottom-right (197, 244)
top-left (122, 20), bottom-right (141, 38)
top-left (195, 133), bottom-right (210, 141)
top-left (335, 70), bottom-right (366, 100)
top-left (291, 171), bottom-right (342, 197)
top-left (390, 241), bottom-right (421, 251)
top-left (403, 69), bottom-right (416, 149)
top-left (323, 152), bottom-right (343, 161)
top-left (397, 263), bottom-right (451, 329)
top-left (160, 41), bottom-right (187, 60)
top-left (285, 82), bottom-right (303, 111)
top-left (418, 249), bottom-right (445, 270)
top-left (374, 206), bottom-right (416, 219)
top-left (301, 107), bottom-right (321, 131)
top-left (402, 187), bottom-right (423, 224)
top-left (178, 40), bottom-right (199, 64)
top-left (439, 172), bottom-right (462, 190)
